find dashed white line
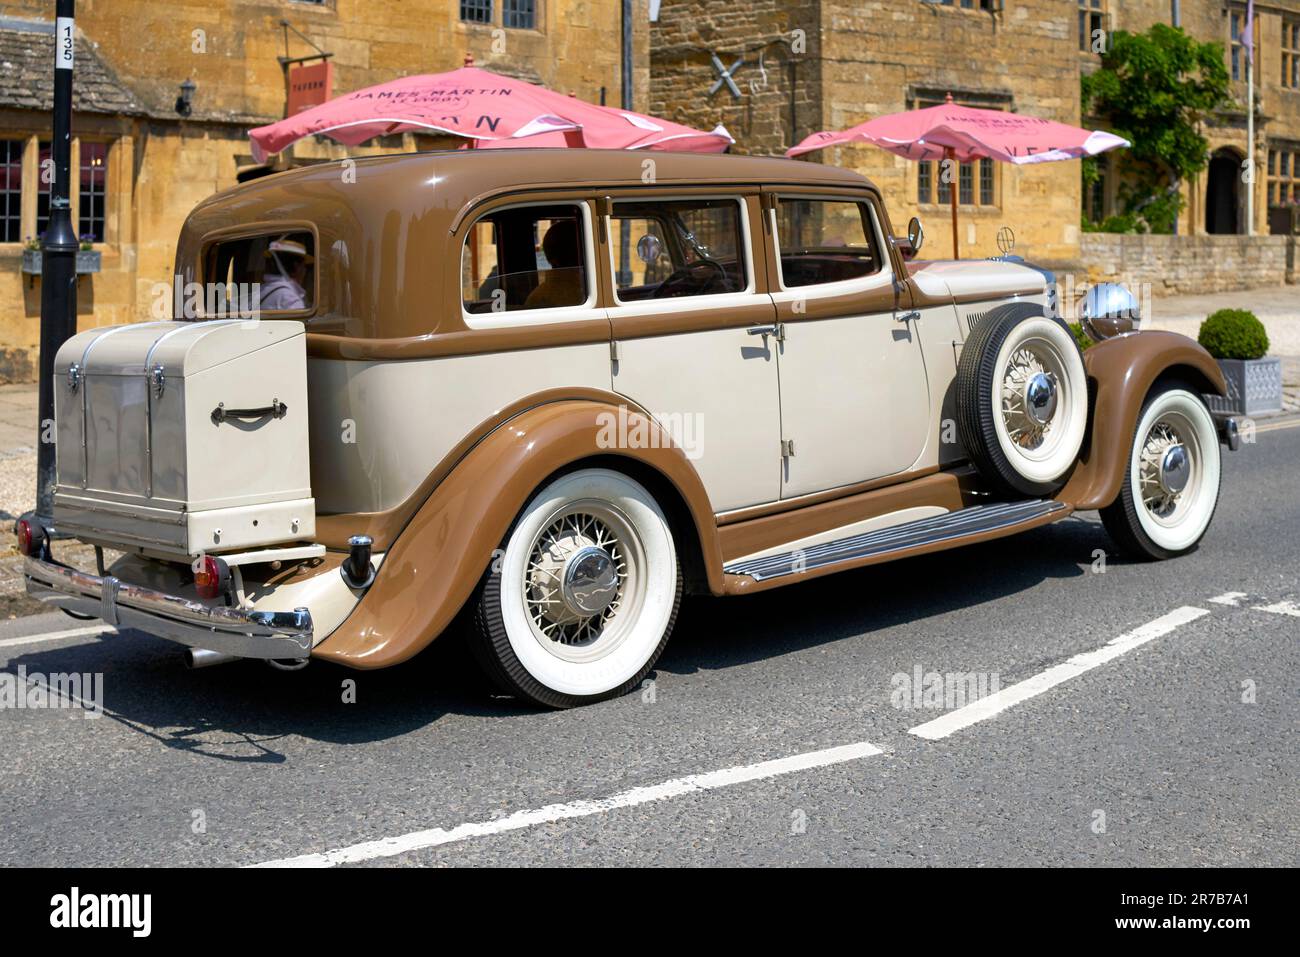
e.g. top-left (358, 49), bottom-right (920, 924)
top-left (0, 625), bottom-right (114, 651)
top-left (908, 606), bottom-right (1211, 741)
top-left (1208, 592), bottom-right (1248, 607)
top-left (250, 740), bottom-right (886, 868)
top-left (1256, 600), bottom-right (1300, 618)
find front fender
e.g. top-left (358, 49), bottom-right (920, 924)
top-left (1057, 330), bottom-right (1227, 511)
top-left (312, 400), bottom-right (721, 669)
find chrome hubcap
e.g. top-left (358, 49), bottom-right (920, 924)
top-left (1024, 372), bottom-right (1058, 425)
top-left (1158, 444), bottom-right (1190, 496)
top-left (1139, 421), bottom-right (1195, 519)
top-left (1002, 346), bottom-right (1061, 450)
top-left (526, 511), bottom-right (628, 648)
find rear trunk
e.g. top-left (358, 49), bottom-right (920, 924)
top-left (52, 319), bottom-right (314, 558)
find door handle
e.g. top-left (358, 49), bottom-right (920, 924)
top-left (747, 323), bottom-right (784, 341)
top-left (895, 310), bottom-right (920, 324)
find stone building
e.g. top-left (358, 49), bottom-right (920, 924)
top-left (0, 0), bottom-right (649, 382)
top-left (650, 0), bottom-right (1300, 265)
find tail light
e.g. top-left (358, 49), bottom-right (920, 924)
top-left (15, 519), bottom-right (34, 556)
top-left (193, 555), bottom-right (230, 600)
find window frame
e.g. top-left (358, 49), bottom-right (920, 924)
top-left (459, 0), bottom-right (494, 25)
top-left (769, 192), bottom-right (893, 295)
top-left (458, 198), bottom-right (599, 329)
top-left (196, 220), bottom-right (321, 320)
top-left (606, 194), bottom-right (754, 307)
top-left (1267, 146), bottom-right (1300, 208)
top-left (1282, 16), bottom-right (1300, 90)
top-left (1078, 0), bottom-right (1106, 54)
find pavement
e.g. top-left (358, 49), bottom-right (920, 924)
top-left (0, 418), bottom-right (1295, 867)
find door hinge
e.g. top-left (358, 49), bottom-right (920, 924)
top-left (610, 339), bottom-right (621, 362)
top-left (780, 438), bottom-right (796, 458)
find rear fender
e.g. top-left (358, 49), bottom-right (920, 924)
top-left (312, 400), bottom-right (721, 668)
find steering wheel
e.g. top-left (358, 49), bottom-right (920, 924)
top-left (652, 258), bottom-right (728, 298)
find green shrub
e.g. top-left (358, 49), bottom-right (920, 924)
top-left (1068, 321), bottom-right (1093, 351)
top-left (1197, 308), bottom-right (1269, 361)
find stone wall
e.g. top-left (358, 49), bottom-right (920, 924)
top-left (1081, 233), bottom-right (1297, 296)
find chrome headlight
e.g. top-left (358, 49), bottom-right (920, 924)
top-left (1079, 282), bottom-right (1140, 342)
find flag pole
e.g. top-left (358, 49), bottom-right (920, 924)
top-left (1246, 34), bottom-right (1254, 235)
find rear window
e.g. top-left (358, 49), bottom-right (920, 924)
top-left (200, 230), bottom-right (316, 317)
top-left (462, 203), bottom-right (590, 315)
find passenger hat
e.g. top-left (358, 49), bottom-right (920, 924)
top-left (265, 237), bottom-right (314, 264)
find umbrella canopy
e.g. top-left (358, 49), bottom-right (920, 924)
top-left (249, 60), bottom-right (733, 162)
top-left (786, 95), bottom-right (1129, 259)
top-left (787, 96), bottom-right (1128, 164)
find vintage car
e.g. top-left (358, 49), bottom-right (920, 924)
top-left (20, 150), bottom-right (1238, 708)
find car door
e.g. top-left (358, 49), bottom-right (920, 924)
top-left (603, 192), bottom-right (782, 512)
top-left (763, 190), bottom-right (932, 499)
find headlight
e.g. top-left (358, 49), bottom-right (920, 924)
top-left (1079, 282), bottom-right (1140, 342)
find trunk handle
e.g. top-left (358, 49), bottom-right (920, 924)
top-left (211, 399), bottom-right (287, 424)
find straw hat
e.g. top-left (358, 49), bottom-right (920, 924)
top-left (266, 237), bottom-right (314, 264)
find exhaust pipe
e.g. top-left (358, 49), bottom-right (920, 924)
top-left (185, 648), bottom-right (240, 669)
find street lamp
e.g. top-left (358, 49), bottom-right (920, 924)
top-left (30, 0), bottom-right (78, 527)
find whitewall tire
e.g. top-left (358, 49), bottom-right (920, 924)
top-left (1100, 386), bottom-right (1221, 560)
top-left (470, 468), bottom-right (681, 709)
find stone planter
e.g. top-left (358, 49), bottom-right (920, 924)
top-left (1205, 357), bottom-right (1283, 416)
top-left (20, 249), bottom-right (102, 275)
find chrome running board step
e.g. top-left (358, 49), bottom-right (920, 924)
top-left (724, 499), bottom-right (1069, 582)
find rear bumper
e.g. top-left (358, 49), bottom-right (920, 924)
top-left (23, 554), bottom-right (313, 660)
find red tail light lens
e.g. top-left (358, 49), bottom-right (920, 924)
top-left (15, 519), bottom-right (33, 556)
top-left (193, 555), bottom-right (228, 600)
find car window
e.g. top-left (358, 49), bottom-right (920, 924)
top-left (201, 230), bottom-right (315, 317)
top-left (462, 203), bottom-right (589, 314)
top-left (774, 198), bottom-right (883, 288)
top-left (610, 198), bottom-right (745, 301)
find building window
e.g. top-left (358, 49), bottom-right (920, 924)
top-left (79, 142), bottom-right (108, 243)
top-left (1283, 18), bottom-right (1300, 89)
top-left (1230, 9), bottom-right (1250, 82)
top-left (503, 0), bottom-right (535, 29)
top-left (460, 0), bottom-right (492, 24)
top-left (1078, 0), bottom-right (1105, 53)
top-left (1086, 156), bottom-right (1109, 222)
top-left (918, 161), bottom-right (932, 204)
top-left (1268, 148), bottom-right (1300, 206)
top-left (979, 158), bottom-right (995, 206)
top-left (921, 157), bottom-right (995, 207)
top-left (0, 139), bottom-right (21, 243)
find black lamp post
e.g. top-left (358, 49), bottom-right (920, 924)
top-left (32, 0), bottom-right (78, 526)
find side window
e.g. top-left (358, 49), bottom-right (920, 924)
top-left (201, 231), bottom-right (315, 316)
top-left (774, 198), bottom-right (883, 288)
top-left (461, 203), bottom-right (589, 314)
top-left (610, 198), bottom-right (745, 301)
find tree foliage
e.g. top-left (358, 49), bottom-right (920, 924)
top-left (1082, 24), bottom-right (1231, 233)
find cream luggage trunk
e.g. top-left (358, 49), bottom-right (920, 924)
top-left (52, 320), bottom-right (314, 558)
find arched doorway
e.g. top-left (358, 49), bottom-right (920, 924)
top-left (1205, 148), bottom-right (1242, 234)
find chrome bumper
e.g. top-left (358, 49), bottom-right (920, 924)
top-left (23, 554), bottom-right (313, 660)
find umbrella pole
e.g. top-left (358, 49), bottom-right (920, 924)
top-left (947, 147), bottom-right (959, 260)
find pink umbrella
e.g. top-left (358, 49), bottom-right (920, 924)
top-left (249, 57), bottom-right (732, 162)
top-left (787, 94), bottom-right (1128, 258)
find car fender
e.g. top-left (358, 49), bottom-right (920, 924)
top-left (312, 399), bottom-right (722, 669)
top-left (1056, 330), bottom-right (1227, 511)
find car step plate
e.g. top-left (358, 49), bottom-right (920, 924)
top-left (724, 499), bottom-right (1069, 582)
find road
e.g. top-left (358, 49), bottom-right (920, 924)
top-left (0, 422), bottom-right (1296, 868)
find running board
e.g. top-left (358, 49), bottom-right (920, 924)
top-left (724, 499), bottom-right (1069, 582)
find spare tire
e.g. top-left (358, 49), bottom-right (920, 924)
top-left (955, 302), bottom-right (1088, 497)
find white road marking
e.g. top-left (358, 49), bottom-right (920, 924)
top-left (1208, 592), bottom-right (1249, 607)
top-left (1256, 600), bottom-right (1300, 618)
top-left (250, 740), bottom-right (886, 868)
top-left (0, 625), bottom-right (114, 651)
top-left (1252, 419), bottom-right (1300, 434)
top-left (909, 606), bottom-right (1210, 741)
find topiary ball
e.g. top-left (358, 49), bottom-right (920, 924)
top-left (1197, 308), bottom-right (1269, 361)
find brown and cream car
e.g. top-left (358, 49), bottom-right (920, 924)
top-left (20, 150), bottom-right (1237, 707)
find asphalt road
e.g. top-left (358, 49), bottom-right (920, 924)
top-left (1, 422), bottom-right (1296, 868)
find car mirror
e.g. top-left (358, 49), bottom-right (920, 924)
top-left (896, 216), bottom-right (924, 260)
top-left (636, 234), bottom-right (662, 265)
